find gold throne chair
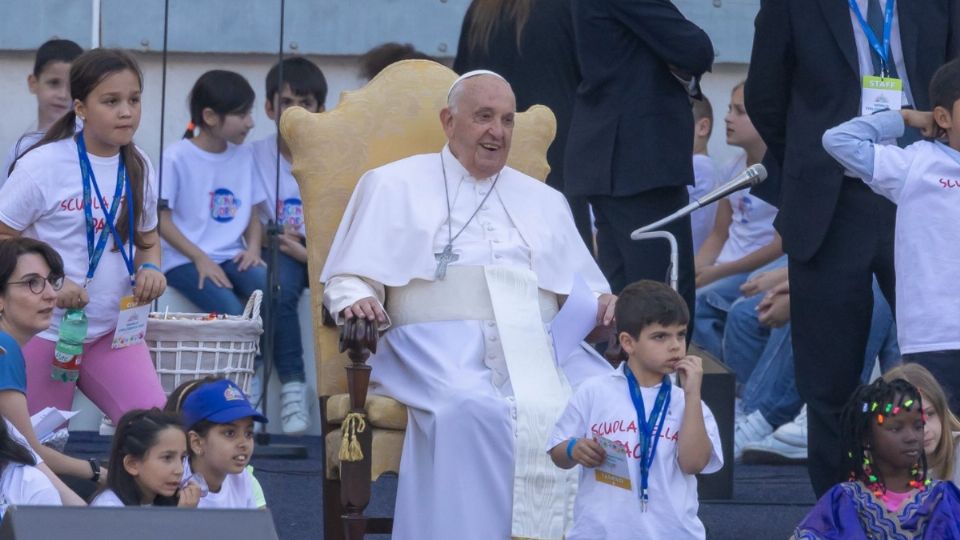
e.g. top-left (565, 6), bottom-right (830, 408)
top-left (280, 59), bottom-right (557, 539)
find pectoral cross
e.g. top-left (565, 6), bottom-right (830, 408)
top-left (434, 244), bottom-right (459, 280)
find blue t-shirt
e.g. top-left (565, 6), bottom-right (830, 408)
top-left (0, 332), bottom-right (27, 394)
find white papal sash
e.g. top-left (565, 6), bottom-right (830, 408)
top-left (484, 266), bottom-right (576, 540)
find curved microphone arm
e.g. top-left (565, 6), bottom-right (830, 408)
top-left (630, 163), bottom-right (768, 238)
top-left (631, 231), bottom-right (679, 291)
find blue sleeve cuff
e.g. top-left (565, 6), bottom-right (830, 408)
top-left (871, 110), bottom-right (906, 140)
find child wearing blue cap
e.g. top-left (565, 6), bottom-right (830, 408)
top-left (164, 377), bottom-right (267, 509)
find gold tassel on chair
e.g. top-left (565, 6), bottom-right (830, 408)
top-left (338, 412), bottom-right (367, 462)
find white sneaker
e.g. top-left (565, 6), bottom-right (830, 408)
top-left (246, 371), bottom-right (263, 410)
top-left (773, 405), bottom-right (807, 448)
top-left (742, 433), bottom-right (808, 464)
top-left (280, 381), bottom-right (309, 435)
top-left (734, 410), bottom-right (774, 460)
top-left (99, 415), bottom-right (116, 436)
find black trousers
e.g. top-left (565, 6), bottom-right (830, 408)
top-left (589, 186), bottom-right (695, 319)
top-left (566, 194), bottom-right (594, 254)
top-left (790, 179), bottom-right (896, 497)
top-left (903, 350), bottom-right (960, 415)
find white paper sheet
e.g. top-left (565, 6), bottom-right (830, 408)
top-left (551, 274), bottom-right (599, 362)
top-left (31, 407), bottom-right (78, 442)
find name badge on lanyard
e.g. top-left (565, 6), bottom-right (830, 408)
top-left (594, 436), bottom-right (632, 490)
top-left (75, 133), bottom-right (147, 349)
top-left (850, 0), bottom-right (903, 115)
top-left (625, 368), bottom-right (672, 512)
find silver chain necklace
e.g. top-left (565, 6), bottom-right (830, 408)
top-left (434, 152), bottom-right (501, 280)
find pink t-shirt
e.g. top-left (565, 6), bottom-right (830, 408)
top-left (881, 489), bottom-right (914, 511)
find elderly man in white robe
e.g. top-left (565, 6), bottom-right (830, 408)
top-left (321, 70), bottom-right (616, 540)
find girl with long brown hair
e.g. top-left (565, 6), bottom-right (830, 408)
top-left (0, 50), bottom-right (168, 481)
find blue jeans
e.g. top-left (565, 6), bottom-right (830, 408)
top-left (725, 278), bottom-right (900, 428)
top-left (692, 271), bottom-right (753, 360)
top-left (165, 250), bottom-right (307, 383)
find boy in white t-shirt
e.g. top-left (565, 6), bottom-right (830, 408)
top-left (250, 57), bottom-right (327, 434)
top-left (2, 39), bottom-right (83, 184)
top-left (692, 81), bottom-right (782, 360)
top-left (823, 58), bottom-right (960, 413)
top-left (548, 280), bottom-right (723, 540)
top-left (690, 95), bottom-right (718, 254)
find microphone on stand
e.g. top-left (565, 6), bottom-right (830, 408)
top-left (630, 163), bottom-right (768, 239)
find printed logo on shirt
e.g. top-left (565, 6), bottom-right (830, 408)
top-left (278, 197), bottom-right (304, 227)
top-left (736, 195), bottom-right (754, 224)
top-left (590, 418), bottom-right (679, 460)
top-left (938, 178), bottom-right (960, 189)
top-left (210, 188), bottom-right (241, 223)
top-left (58, 195), bottom-right (122, 232)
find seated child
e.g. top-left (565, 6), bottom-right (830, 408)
top-left (692, 80), bottom-right (782, 360)
top-left (823, 58), bottom-right (960, 413)
top-left (0, 419), bottom-right (59, 519)
top-left (690, 94), bottom-right (718, 254)
top-left (90, 408), bottom-right (200, 507)
top-left (794, 378), bottom-right (960, 538)
top-left (548, 280), bottom-right (723, 539)
top-left (250, 56), bottom-right (328, 434)
top-left (2, 38), bottom-right (83, 183)
top-left (165, 378), bottom-right (267, 509)
top-left (884, 364), bottom-right (960, 485)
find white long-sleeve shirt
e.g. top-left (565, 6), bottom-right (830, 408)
top-left (824, 110), bottom-right (960, 354)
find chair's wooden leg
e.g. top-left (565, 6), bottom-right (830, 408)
top-left (320, 397), bottom-right (346, 540)
top-left (340, 363), bottom-right (372, 539)
top-left (324, 476), bottom-right (345, 540)
top-left (338, 318), bottom-right (377, 539)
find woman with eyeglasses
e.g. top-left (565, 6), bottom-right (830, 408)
top-left (0, 237), bottom-right (90, 505)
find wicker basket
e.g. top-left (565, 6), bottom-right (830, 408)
top-left (146, 290), bottom-right (263, 396)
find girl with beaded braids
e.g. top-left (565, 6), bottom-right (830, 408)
top-left (793, 378), bottom-right (960, 539)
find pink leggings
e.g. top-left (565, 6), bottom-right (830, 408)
top-left (23, 334), bottom-right (166, 423)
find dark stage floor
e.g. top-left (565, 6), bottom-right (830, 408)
top-left (65, 433), bottom-right (816, 539)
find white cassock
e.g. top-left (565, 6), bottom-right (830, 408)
top-left (322, 145), bottom-right (612, 540)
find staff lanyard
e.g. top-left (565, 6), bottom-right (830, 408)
top-left (625, 368), bottom-right (671, 511)
top-left (75, 132), bottom-right (135, 286)
top-left (848, 0), bottom-right (896, 78)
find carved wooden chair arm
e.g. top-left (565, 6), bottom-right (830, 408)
top-left (339, 316), bottom-right (379, 358)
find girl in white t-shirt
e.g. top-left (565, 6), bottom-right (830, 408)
top-left (91, 408), bottom-right (200, 507)
top-left (0, 418), bottom-right (60, 520)
top-left (692, 81), bottom-right (783, 360)
top-left (0, 49), bottom-right (168, 460)
top-left (694, 81), bottom-right (782, 288)
top-left (883, 364), bottom-right (960, 486)
top-left (165, 378), bottom-right (268, 509)
top-left (159, 70), bottom-right (268, 325)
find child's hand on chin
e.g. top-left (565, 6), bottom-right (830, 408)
top-left (676, 355), bottom-right (703, 393)
top-left (177, 482), bottom-right (202, 508)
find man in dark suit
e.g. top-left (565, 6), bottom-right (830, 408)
top-left (565, 0), bottom-right (713, 316)
top-left (746, 0), bottom-right (960, 496)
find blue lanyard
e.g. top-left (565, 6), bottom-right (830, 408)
top-left (848, 0), bottom-right (896, 78)
top-left (75, 132), bottom-right (135, 284)
top-left (625, 368), bottom-right (671, 511)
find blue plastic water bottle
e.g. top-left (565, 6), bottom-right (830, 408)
top-left (52, 309), bottom-right (87, 382)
